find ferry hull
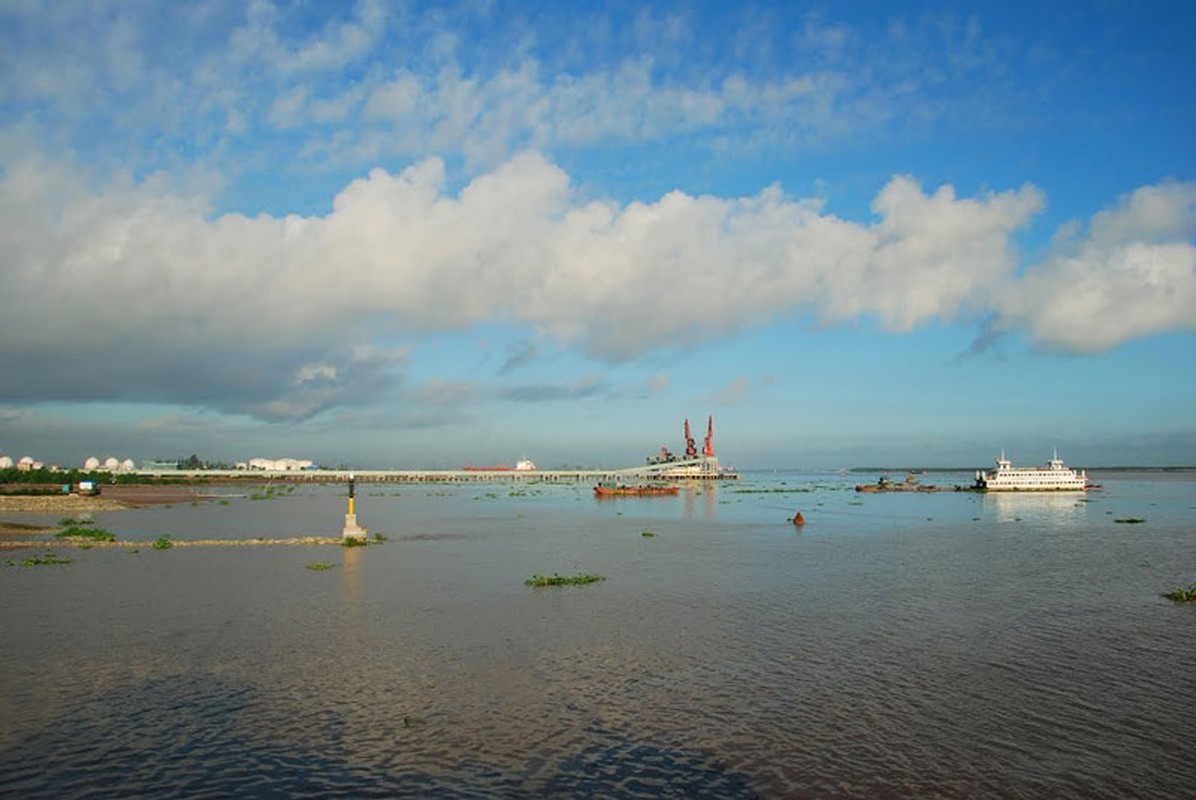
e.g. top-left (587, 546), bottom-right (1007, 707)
top-left (973, 450), bottom-right (1089, 492)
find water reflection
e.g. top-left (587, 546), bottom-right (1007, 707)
top-left (340, 543), bottom-right (362, 604)
top-left (983, 490), bottom-right (1089, 524)
top-left (681, 482), bottom-right (717, 521)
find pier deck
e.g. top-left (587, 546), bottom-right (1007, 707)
top-left (132, 467), bottom-right (738, 484)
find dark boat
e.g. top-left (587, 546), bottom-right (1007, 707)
top-left (594, 482), bottom-right (680, 497)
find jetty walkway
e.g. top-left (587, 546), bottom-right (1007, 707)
top-left (131, 467), bottom-right (720, 484)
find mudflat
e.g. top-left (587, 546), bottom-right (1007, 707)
top-left (0, 484), bottom-right (215, 513)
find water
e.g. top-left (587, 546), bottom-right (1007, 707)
top-left (2, 471), bottom-right (1194, 798)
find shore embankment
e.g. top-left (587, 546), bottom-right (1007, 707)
top-left (1, 536), bottom-right (344, 550)
top-left (0, 485), bottom-right (217, 514)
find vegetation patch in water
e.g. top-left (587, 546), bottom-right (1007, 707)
top-left (56, 523), bottom-right (115, 542)
top-left (337, 532), bottom-right (386, 547)
top-left (641, 530), bottom-right (656, 537)
top-left (306, 562), bottom-right (336, 571)
top-left (1115, 517), bottom-right (1146, 524)
top-left (1162, 583), bottom-right (1196, 603)
top-left (152, 535), bottom-right (174, 550)
top-left (525, 573), bottom-right (605, 588)
top-left (7, 551), bottom-right (72, 567)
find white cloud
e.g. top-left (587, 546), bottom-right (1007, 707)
top-left (365, 71), bottom-right (422, 119)
top-left (1, 5), bottom-right (982, 179)
top-left (0, 150), bottom-right (1188, 419)
top-left (996, 182), bottom-right (1196, 352)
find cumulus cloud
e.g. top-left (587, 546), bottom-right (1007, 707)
top-left (995, 182), bottom-right (1196, 352)
top-left (0, 151), bottom-right (1189, 420)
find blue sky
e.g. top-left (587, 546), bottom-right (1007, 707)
top-left (1, 0), bottom-right (1193, 470)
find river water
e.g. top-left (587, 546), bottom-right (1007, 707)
top-left (1, 470), bottom-right (1194, 798)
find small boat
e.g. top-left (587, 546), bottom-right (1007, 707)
top-left (593, 482), bottom-right (680, 497)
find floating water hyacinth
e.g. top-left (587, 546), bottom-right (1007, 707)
top-left (525, 573), bottom-right (605, 588)
top-left (6, 551), bottom-right (72, 567)
top-left (56, 523), bottom-right (115, 542)
top-left (1162, 584), bottom-right (1196, 603)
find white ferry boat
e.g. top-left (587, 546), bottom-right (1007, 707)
top-left (973, 450), bottom-right (1089, 492)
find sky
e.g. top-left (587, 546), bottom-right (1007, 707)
top-left (1, 0), bottom-right (1194, 470)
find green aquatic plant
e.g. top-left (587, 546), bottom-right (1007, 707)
top-left (525, 573), bottom-right (605, 588)
top-left (341, 536), bottom-right (369, 547)
top-left (218, 499), bottom-right (230, 506)
top-left (1115, 517), bottom-right (1146, 524)
top-left (127, 548), bottom-right (140, 554)
top-left (56, 524), bottom-right (115, 542)
top-left (7, 551), bottom-right (72, 567)
top-left (306, 562), bottom-right (336, 571)
top-left (641, 530), bottom-right (656, 537)
top-left (152, 535), bottom-right (174, 550)
top-left (1162, 583), bottom-right (1196, 603)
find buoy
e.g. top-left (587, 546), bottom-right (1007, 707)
top-left (792, 511), bottom-right (805, 526)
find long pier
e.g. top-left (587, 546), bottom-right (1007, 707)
top-left (134, 459), bottom-right (739, 485)
top-left (132, 467), bottom-right (734, 484)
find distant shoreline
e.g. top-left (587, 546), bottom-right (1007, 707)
top-left (843, 466), bottom-right (1196, 474)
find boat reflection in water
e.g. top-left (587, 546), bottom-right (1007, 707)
top-left (984, 489), bottom-right (1090, 525)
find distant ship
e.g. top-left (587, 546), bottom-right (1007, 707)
top-left (973, 450), bottom-right (1089, 492)
top-left (462, 457), bottom-right (536, 472)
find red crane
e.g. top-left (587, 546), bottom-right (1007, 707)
top-left (684, 418), bottom-right (697, 457)
top-left (703, 415), bottom-right (715, 457)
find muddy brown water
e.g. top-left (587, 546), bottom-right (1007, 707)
top-left (1, 472), bottom-right (1193, 798)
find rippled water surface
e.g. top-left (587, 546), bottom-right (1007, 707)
top-left (2, 471), bottom-right (1195, 798)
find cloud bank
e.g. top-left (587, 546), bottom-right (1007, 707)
top-left (2, 151), bottom-right (1192, 420)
